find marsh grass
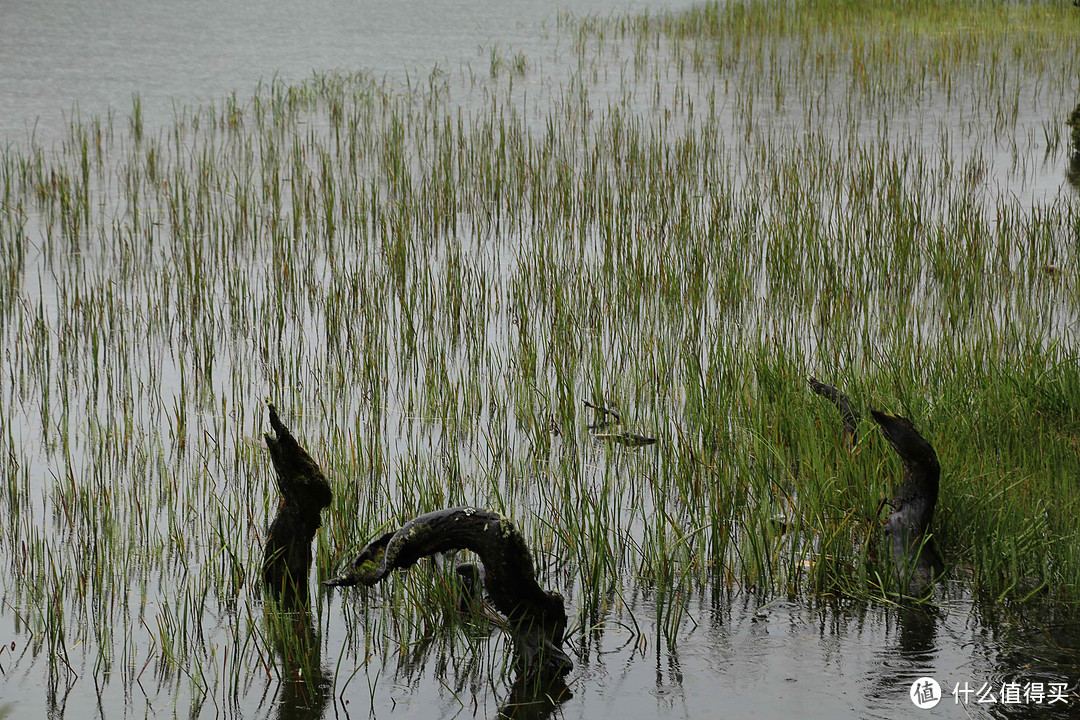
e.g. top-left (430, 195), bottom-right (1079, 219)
top-left (1, 0), bottom-right (1079, 715)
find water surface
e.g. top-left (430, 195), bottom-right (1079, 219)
top-left (1, 2), bottom-right (1078, 719)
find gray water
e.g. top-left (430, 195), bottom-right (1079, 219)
top-left (1, 0), bottom-right (672, 147)
top-left (1, 1), bottom-right (1079, 719)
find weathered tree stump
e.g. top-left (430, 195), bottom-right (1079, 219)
top-left (1068, 102), bottom-right (1080, 160)
top-left (808, 380), bottom-right (944, 597)
top-left (262, 401), bottom-right (334, 605)
top-left (871, 410), bottom-right (945, 598)
top-left (325, 507), bottom-right (572, 685)
top-left (259, 402), bottom-right (333, 717)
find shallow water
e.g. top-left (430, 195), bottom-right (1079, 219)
top-left (1, 1), bottom-right (1080, 719)
top-left (12, 577), bottom-right (1076, 719)
top-left (292, 585), bottom-right (1070, 720)
top-left (0, 0), bottom-right (684, 147)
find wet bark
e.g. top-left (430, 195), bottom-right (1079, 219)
top-left (808, 376), bottom-right (861, 441)
top-left (870, 410), bottom-right (945, 597)
top-left (260, 402), bottom-right (334, 718)
top-left (262, 402), bottom-right (334, 606)
top-left (808, 381), bottom-right (944, 597)
top-left (325, 507), bottom-right (572, 686)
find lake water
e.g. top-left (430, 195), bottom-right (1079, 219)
top-left (1, 0), bottom-right (686, 148)
top-left (1, 1), bottom-right (1079, 719)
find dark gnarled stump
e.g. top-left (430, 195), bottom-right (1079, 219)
top-left (325, 507), bottom-right (572, 685)
top-left (259, 403), bottom-right (333, 717)
top-left (808, 380), bottom-right (945, 597)
top-left (871, 410), bottom-right (945, 598)
top-left (262, 402), bottom-right (333, 604)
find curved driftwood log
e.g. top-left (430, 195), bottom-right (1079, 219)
top-left (871, 410), bottom-right (944, 597)
top-left (263, 402), bottom-right (334, 604)
top-left (808, 376), bottom-right (861, 441)
top-left (325, 507), bottom-right (572, 684)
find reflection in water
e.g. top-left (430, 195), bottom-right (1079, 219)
top-left (652, 642), bottom-right (687, 716)
top-left (356, 605), bottom-right (573, 720)
top-left (498, 675), bottom-right (572, 720)
top-left (864, 600), bottom-right (941, 716)
top-left (1066, 102), bottom-right (1080, 192)
top-left (1065, 154), bottom-right (1080, 194)
top-left (896, 603), bottom-right (939, 661)
top-left (45, 677), bottom-right (74, 720)
top-left (296, 586), bottom-right (1080, 720)
top-left (264, 600), bottom-right (331, 720)
top-left (858, 594), bottom-right (1080, 719)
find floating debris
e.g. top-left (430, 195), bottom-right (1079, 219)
top-left (590, 431), bottom-right (658, 448)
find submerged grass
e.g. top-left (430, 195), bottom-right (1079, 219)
top-left (1, 0), bottom-right (1079, 714)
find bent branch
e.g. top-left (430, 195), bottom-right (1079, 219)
top-left (326, 507), bottom-right (572, 684)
